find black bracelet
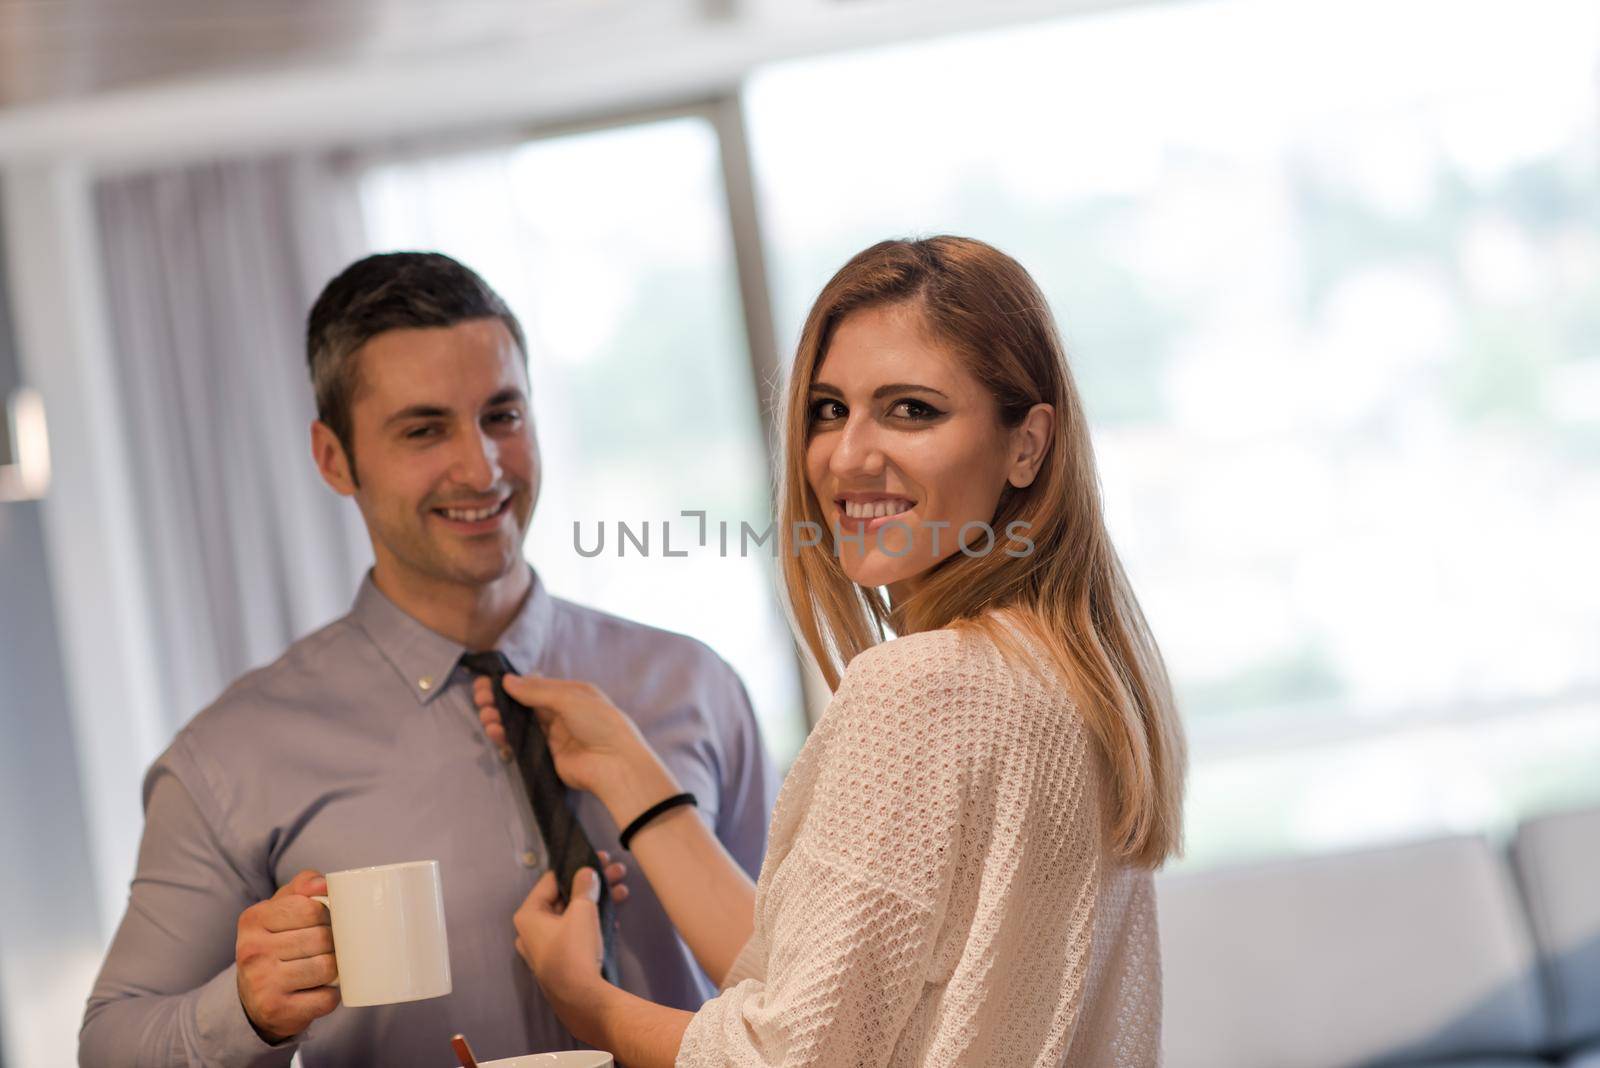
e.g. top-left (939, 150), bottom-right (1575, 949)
top-left (619, 792), bottom-right (698, 851)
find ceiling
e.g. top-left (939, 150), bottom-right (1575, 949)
top-left (0, 0), bottom-right (1127, 166)
top-left (0, 0), bottom-right (694, 109)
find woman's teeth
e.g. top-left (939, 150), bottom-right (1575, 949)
top-left (842, 499), bottom-right (914, 519)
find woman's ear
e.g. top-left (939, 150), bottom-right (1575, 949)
top-left (1006, 403), bottom-right (1055, 489)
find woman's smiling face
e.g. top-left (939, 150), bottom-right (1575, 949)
top-left (804, 301), bottom-right (1024, 597)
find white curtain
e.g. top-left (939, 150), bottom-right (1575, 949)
top-left (95, 155), bottom-right (372, 732)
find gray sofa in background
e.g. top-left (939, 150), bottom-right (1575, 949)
top-left (1155, 802), bottom-right (1600, 1067)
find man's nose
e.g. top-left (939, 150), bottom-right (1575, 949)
top-left (453, 429), bottom-right (501, 491)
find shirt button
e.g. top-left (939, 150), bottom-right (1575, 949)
top-left (520, 851), bottom-right (537, 868)
top-left (418, 676), bottom-right (435, 692)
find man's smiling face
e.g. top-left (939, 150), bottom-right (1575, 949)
top-left (334, 317), bottom-right (539, 595)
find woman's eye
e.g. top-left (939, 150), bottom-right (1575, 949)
top-left (810, 398), bottom-right (846, 422)
top-left (890, 399), bottom-right (942, 420)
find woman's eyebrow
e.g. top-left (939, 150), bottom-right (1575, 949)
top-left (808, 381), bottom-right (950, 400)
top-left (871, 382), bottom-right (949, 400)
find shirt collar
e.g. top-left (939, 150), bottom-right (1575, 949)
top-left (349, 567), bottom-right (556, 706)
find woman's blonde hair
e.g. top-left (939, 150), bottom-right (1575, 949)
top-left (777, 236), bottom-right (1187, 869)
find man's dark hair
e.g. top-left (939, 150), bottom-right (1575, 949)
top-left (306, 251), bottom-right (527, 477)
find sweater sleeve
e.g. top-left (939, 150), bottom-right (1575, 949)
top-left (676, 636), bottom-right (984, 1067)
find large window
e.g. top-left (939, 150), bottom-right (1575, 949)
top-left (744, 0), bottom-right (1600, 865)
top-left (362, 117), bottom-right (808, 765)
top-left (358, 0), bottom-right (1600, 868)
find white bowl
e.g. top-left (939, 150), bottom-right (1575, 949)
top-left (463, 1053), bottom-right (613, 1068)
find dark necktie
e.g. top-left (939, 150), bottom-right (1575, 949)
top-left (459, 651), bottom-right (618, 985)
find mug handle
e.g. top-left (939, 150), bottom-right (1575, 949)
top-left (309, 895), bottom-right (341, 988)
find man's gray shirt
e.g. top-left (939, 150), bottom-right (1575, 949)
top-left (80, 570), bottom-right (777, 1067)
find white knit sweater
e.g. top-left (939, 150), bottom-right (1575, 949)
top-left (677, 622), bottom-right (1163, 1067)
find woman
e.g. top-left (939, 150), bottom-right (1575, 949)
top-left (477, 236), bottom-right (1187, 1066)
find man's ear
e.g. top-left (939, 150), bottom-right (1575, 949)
top-left (311, 421), bottom-right (358, 496)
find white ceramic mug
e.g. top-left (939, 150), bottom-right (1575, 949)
top-left (464, 1054), bottom-right (613, 1068)
top-left (311, 859), bottom-right (452, 1007)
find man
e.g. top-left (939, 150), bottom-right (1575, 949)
top-left (80, 252), bottom-right (776, 1067)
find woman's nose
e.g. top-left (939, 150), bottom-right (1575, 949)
top-left (829, 416), bottom-right (885, 479)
